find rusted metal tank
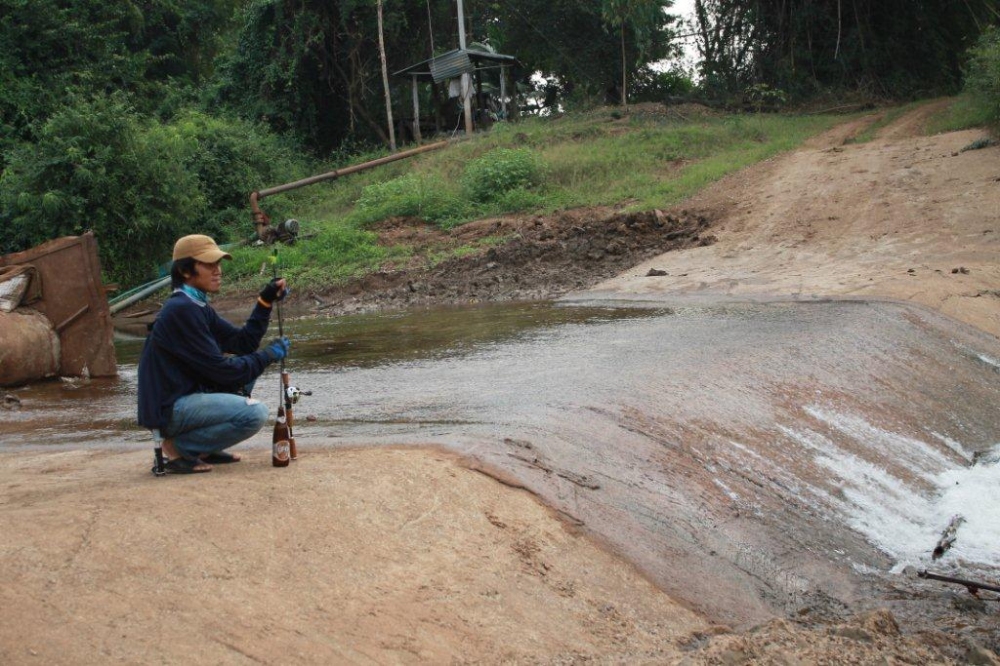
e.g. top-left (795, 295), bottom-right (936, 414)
top-left (0, 309), bottom-right (60, 385)
top-left (0, 232), bottom-right (116, 386)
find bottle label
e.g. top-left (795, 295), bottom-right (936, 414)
top-left (273, 439), bottom-right (290, 462)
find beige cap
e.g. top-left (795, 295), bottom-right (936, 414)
top-left (172, 234), bottom-right (232, 262)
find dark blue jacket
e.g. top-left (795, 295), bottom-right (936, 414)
top-left (137, 290), bottom-right (274, 430)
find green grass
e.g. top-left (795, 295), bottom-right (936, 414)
top-left (222, 107), bottom-right (858, 291)
top-left (926, 95), bottom-right (997, 135)
top-left (843, 103), bottom-right (919, 144)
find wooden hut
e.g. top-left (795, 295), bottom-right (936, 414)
top-left (394, 47), bottom-right (518, 142)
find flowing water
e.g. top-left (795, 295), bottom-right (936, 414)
top-left (4, 297), bottom-right (1000, 626)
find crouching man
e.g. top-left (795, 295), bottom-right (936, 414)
top-left (138, 234), bottom-right (289, 474)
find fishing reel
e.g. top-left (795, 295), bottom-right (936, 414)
top-left (285, 385), bottom-right (312, 404)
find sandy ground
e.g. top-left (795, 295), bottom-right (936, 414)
top-left (4, 101), bottom-right (1000, 664)
top-left (0, 447), bottom-right (708, 663)
top-left (0, 448), bottom-right (979, 665)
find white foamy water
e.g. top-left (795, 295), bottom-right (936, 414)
top-left (784, 407), bottom-right (1000, 571)
top-left (976, 352), bottom-right (1000, 371)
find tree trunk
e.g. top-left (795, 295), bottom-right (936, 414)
top-left (620, 24), bottom-right (627, 110)
top-left (377, 0), bottom-right (397, 151)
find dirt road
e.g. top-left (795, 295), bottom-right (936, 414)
top-left (591, 100), bottom-right (1000, 339)
top-left (4, 102), bottom-right (999, 664)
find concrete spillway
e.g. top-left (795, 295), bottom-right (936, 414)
top-left (282, 299), bottom-right (1000, 625)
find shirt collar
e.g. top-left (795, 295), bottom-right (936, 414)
top-left (176, 284), bottom-right (208, 306)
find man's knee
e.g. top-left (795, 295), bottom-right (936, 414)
top-left (243, 401), bottom-right (269, 432)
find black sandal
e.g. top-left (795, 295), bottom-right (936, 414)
top-left (164, 457), bottom-right (212, 474)
top-left (201, 451), bottom-right (241, 464)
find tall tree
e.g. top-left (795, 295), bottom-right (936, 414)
top-left (376, 0), bottom-right (397, 150)
top-left (602, 0), bottom-right (675, 108)
top-left (692, 0), bottom-right (758, 95)
top-left (213, 0), bottom-right (444, 151)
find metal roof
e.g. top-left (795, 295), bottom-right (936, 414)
top-left (394, 48), bottom-right (518, 82)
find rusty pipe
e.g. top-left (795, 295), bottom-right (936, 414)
top-left (250, 190), bottom-right (272, 242)
top-left (255, 140), bottom-right (449, 200)
top-left (250, 140), bottom-right (450, 242)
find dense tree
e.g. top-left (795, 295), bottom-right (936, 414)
top-left (693, 0), bottom-right (1000, 99)
top-left (211, 0), bottom-right (444, 153)
top-left (0, 0), bottom-right (239, 153)
top-left (601, 0), bottom-right (675, 107)
top-left (964, 26), bottom-right (1000, 123)
top-left (212, 0), bottom-right (682, 150)
top-left (0, 93), bottom-right (308, 283)
top-left (0, 1), bottom-right (305, 283)
top-left (474, 0), bottom-right (679, 109)
top-left (692, 0), bottom-right (758, 95)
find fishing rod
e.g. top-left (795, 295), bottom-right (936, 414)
top-left (270, 249), bottom-right (310, 467)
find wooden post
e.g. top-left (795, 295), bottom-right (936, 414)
top-left (456, 0), bottom-right (473, 134)
top-left (500, 64), bottom-right (508, 121)
top-left (412, 75), bottom-right (422, 144)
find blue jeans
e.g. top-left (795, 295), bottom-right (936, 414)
top-left (163, 392), bottom-right (269, 458)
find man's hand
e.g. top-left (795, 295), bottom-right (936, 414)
top-left (259, 277), bottom-right (289, 305)
top-left (265, 337), bottom-right (291, 362)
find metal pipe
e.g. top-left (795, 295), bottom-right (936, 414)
top-left (250, 140), bottom-right (451, 243)
top-left (253, 140), bottom-right (450, 200)
top-left (109, 276), bottom-right (170, 315)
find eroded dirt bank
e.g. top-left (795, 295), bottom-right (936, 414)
top-left (221, 207), bottom-right (716, 319)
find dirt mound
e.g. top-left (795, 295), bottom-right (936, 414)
top-left (681, 609), bottom-right (987, 665)
top-left (625, 101), bottom-right (721, 120)
top-left (311, 209), bottom-right (715, 315)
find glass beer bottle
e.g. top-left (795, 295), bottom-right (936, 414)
top-left (272, 406), bottom-right (291, 467)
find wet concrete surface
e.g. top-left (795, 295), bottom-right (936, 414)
top-left (4, 298), bottom-right (1000, 636)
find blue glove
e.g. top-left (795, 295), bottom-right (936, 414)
top-left (259, 278), bottom-right (289, 304)
top-left (265, 337), bottom-right (290, 362)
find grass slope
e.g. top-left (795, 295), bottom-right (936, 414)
top-left (225, 105), bottom-right (851, 292)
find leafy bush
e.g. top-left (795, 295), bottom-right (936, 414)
top-left (0, 94), bottom-right (205, 285)
top-left (0, 94), bottom-right (311, 286)
top-left (460, 147), bottom-right (545, 203)
top-left (745, 83), bottom-right (788, 111)
top-left (631, 67), bottom-right (696, 103)
top-left (171, 110), bottom-right (311, 237)
top-left (963, 27), bottom-right (1000, 126)
top-left (490, 187), bottom-right (546, 213)
top-left (354, 173), bottom-right (471, 227)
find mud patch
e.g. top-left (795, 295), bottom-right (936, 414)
top-left (306, 209), bottom-right (714, 316)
